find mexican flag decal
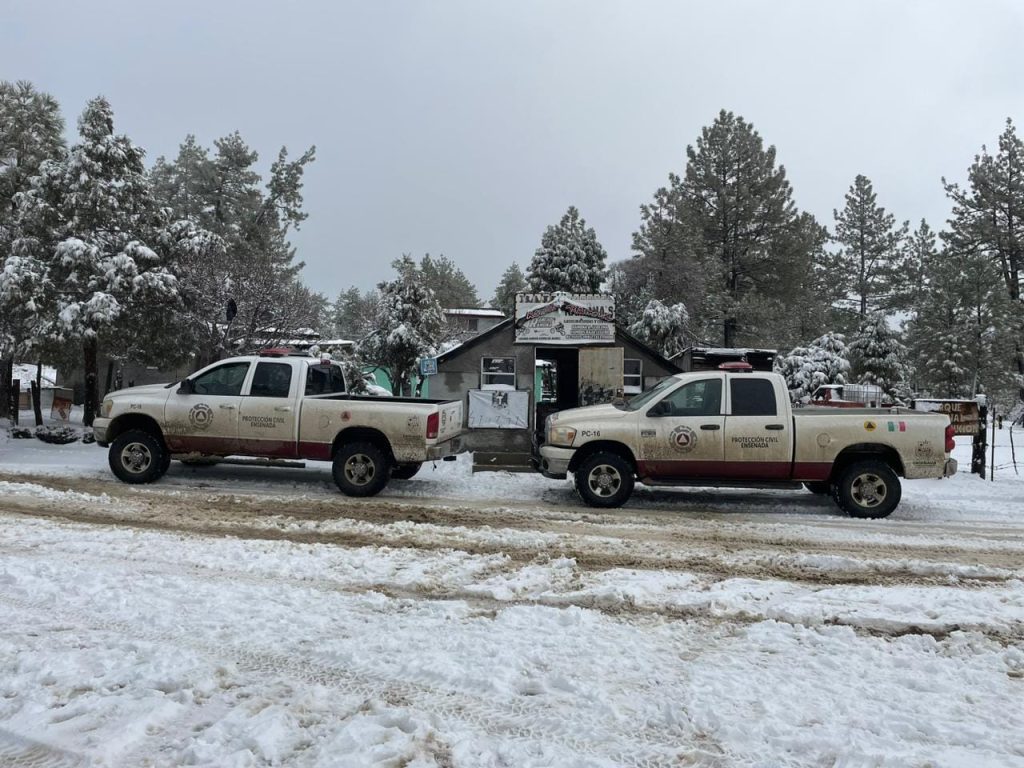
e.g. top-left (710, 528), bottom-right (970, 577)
top-left (887, 420), bottom-right (907, 432)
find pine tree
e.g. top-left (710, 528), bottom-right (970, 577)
top-left (13, 96), bottom-right (178, 425)
top-left (0, 81), bottom-right (65, 418)
top-left (900, 220), bottom-right (938, 312)
top-left (149, 132), bottom-right (317, 362)
top-left (849, 314), bottom-right (911, 401)
top-left (332, 285), bottom-right (378, 340)
top-left (527, 206), bottom-right (607, 293)
top-left (420, 254), bottom-right (479, 308)
top-left (627, 299), bottom-right (689, 358)
top-left (492, 261), bottom-right (526, 316)
top-left (775, 332), bottom-right (850, 402)
top-left (833, 175), bottom-right (909, 317)
top-left (359, 256), bottom-right (445, 396)
top-left (944, 118), bottom-right (1024, 385)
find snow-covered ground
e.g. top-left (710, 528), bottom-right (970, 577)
top-left (0, 427), bottom-right (1022, 766)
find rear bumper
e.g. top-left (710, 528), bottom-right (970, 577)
top-left (943, 457), bottom-right (958, 477)
top-left (534, 445), bottom-right (575, 479)
top-left (93, 418), bottom-right (111, 447)
top-left (426, 435), bottom-right (465, 461)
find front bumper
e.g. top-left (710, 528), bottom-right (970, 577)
top-left (426, 435), bottom-right (465, 461)
top-left (93, 417), bottom-right (111, 447)
top-left (534, 444), bottom-right (576, 479)
top-left (943, 457), bottom-right (958, 477)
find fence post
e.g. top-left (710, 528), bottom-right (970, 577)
top-left (972, 404), bottom-right (988, 478)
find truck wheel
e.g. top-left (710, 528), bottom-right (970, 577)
top-left (109, 429), bottom-right (168, 484)
top-left (834, 460), bottom-right (901, 519)
top-left (803, 481), bottom-right (830, 495)
top-left (333, 441), bottom-right (391, 497)
top-left (391, 462), bottom-right (422, 480)
top-left (574, 452), bottom-right (634, 508)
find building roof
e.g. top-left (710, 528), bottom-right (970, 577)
top-left (435, 318), bottom-right (682, 373)
top-left (445, 308), bottom-right (506, 317)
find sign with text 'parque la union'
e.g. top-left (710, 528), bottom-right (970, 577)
top-left (514, 292), bottom-right (615, 345)
top-left (912, 399), bottom-right (981, 436)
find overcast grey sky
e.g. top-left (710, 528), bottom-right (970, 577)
top-left (3, 0), bottom-right (1023, 302)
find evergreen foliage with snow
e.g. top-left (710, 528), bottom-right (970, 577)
top-left (775, 333), bottom-right (851, 402)
top-left (420, 254), bottom-right (479, 308)
top-left (833, 175), bottom-right (909, 317)
top-left (492, 261), bottom-right (527, 317)
top-left (359, 256), bottom-right (445, 396)
top-left (849, 315), bottom-right (912, 402)
top-left (332, 286), bottom-right (378, 341)
top-left (527, 206), bottom-right (607, 293)
top-left (628, 299), bottom-right (689, 358)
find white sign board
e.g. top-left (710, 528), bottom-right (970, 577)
top-left (467, 389), bottom-right (530, 429)
top-left (419, 357), bottom-right (438, 376)
top-left (514, 293), bottom-right (615, 345)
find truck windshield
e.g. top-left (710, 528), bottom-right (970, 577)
top-left (619, 376), bottom-right (679, 412)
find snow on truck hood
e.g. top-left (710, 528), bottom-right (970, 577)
top-left (550, 403), bottom-right (627, 424)
top-left (107, 383), bottom-right (175, 399)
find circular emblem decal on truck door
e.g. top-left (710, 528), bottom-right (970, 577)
top-left (188, 403), bottom-right (214, 431)
top-left (669, 425), bottom-right (698, 453)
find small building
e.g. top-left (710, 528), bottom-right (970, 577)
top-left (444, 308), bottom-right (506, 343)
top-left (428, 309), bottom-right (681, 470)
top-left (678, 346), bottom-right (777, 372)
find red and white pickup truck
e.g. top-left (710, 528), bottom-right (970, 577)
top-left (536, 365), bottom-right (956, 518)
top-left (93, 351), bottom-right (465, 496)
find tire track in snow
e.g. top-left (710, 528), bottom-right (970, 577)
top-left (0, 728), bottom-right (87, 768)
top-left (0, 592), bottom-right (727, 768)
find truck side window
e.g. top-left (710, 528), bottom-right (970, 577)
top-left (250, 362), bottom-right (292, 398)
top-left (658, 379), bottom-right (722, 417)
top-left (731, 378), bottom-right (777, 416)
top-left (306, 364), bottom-right (346, 395)
top-left (192, 362), bottom-right (250, 397)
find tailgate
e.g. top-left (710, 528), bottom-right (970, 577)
top-left (437, 400), bottom-right (464, 441)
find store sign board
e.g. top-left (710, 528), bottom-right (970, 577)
top-left (514, 293), bottom-right (615, 345)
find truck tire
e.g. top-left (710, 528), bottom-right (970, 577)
top-left (333, 441), bottom-right (391, 497)
top-left (391, 462), bottom-right (422, 480)
top-left (833, 460), bottom-right (901, 519)
top-left (803, 481), bottom-right (830, 495)
top-left (574, 451), bottom-right (634, 509)
top-left (109, 429), bottom-right (168, 485)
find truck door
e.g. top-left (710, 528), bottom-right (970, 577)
top-left (723, 375), bottom-right (793, 479)
top-left (578, 347), bottom-right (624, 406)
top-left (638, 375), bottom-right (725, 479)
top-left (237, 360), bottom-right (299, 457)
top-left (163, 360), bottom-right (250, 454)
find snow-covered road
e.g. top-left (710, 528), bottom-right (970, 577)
top-left (1, 435), bottom-right (1023, 766)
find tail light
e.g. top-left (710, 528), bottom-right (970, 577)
top-left (426, 412), bottom-right (439, 440)
top-left (945, 423), bottom-right (956, 453)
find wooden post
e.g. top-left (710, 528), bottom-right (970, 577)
top-left (972, 404), bottom-right (988, 478)
top-left (0, 357), bottom-right (11, 420)
top-left (83, 337), bottom-right (99, 428)
top-left (1010, 425), bottom-right (1018, 476)
top-left (991, 408), bottom-right (996, 482)
top-left (32, 362), bottom-right (43, 427)
top-left (10, 379), bottom-right (19, 426)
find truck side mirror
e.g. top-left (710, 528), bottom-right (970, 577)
top-left (177, 379), bottom-right (194, 395)
top-left (648, 400), bottom-right (670, 417)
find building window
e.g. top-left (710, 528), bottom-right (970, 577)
top-left (481, 356), bottom-right (516, 390)
top-left (624, 359), bottom-right (642, 394)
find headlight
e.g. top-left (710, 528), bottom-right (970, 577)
top-left (100, 399), bottom-right (114, 418)
top-left (547, 425), bottom-right (577, 447)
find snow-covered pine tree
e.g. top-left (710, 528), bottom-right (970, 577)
top-left (944, 119), bottom-right (1024, 387)
top-left (775, 332), bottom-right (851, 402)
top-left (359, 256), bottom-right (445, 396)
top-left (0, 80), bottom-right (65, 418)
top-left (13, 97), bottom-right (179, 425)
top-left (527, 206), bottom-right (607, 293)
top-left (332, 286), bottom-right (379, 340)
top-left (492, 261), bottom-right (526, 317)
top-left (627, 299), bottom-right (689, 358)
top-left (849, 314), bottom-right (911, 402)
top-left (833, 175), bottom-right (910, 318)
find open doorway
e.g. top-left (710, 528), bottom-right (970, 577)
top-left (534, 347), bottom-right (579, 443)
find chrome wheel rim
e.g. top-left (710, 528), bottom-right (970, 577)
top-left (120, 442), bottom-right (153, 474)
top-left (851, 473), bottom-right (886, 508)
top-left (587, 464), bottom-right (622, 498)
top-left (344, 453), bottom-right (376, 486)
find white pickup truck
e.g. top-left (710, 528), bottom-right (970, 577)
top-left (93, 351), bottom-right (465, 496)
top-left (536, 364), bottom-right (957, 518)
